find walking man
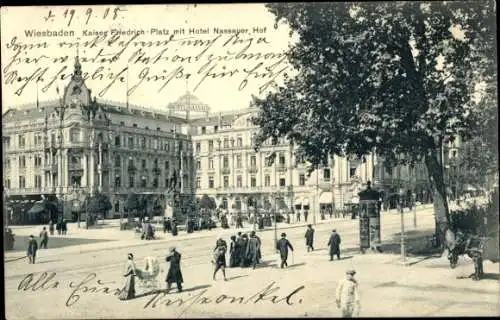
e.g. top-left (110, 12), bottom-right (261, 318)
top-left (48, 220), bottom-right (55, 236)
top-left (39, 227), bottom-right (49, 249)
top-left (165, 247), bottom-right (183, 293)
top-left (305, 224), bottom-right (315, 252)
top-left (276, 233), bottom-right (294, 268)
top-left (27, 235), bottom-right (38, 264)
top-left (296, 211), bottom-right (301, 223)
top-left (328, 229), bottom-right (342, 261)
top-left (213, 237), bottom-right (228, 281)
top-left (336, 269), bottom-right (360, 318)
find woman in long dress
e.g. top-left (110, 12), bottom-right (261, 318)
top-left (119, 253), bottom-right (137, 300)
top-left (229, 235), bottom-right (237, 267)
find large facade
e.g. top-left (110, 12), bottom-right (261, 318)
top-left (2, 58), bottom-right (195, 224)
top-left (188, 108), bottom-right (376, 218)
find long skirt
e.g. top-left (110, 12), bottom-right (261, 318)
top-left (118, 275), bottom-right (135, 300)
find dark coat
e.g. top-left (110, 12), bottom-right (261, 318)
top-left (27, 238), bottom-right (38, 256)
top-left (214, 239), bottom-right (228, 267)
top-left (276, 238), bottom-right (294, 260)
top-left (166, 251), bottom-right (183, 284)
top-left (305, 228), bottom-right (314, 246)
top-left (328, 232), bottom-right (342, 255)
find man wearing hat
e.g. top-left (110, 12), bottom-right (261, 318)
top-left (328, 229), bottom-right (342, 261)
top-left (165, 247), bottom-right (183, 293)
top-left (335, 269), bottom-right (360, 317)
top-left (276, 233), bottom-right (294, 268)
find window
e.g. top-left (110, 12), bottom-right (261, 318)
top-left (115, 177), bottom-right (121, 188)
top-left (6, 179), bottom-right (11, 189)
top-left (214, 126), bottom-right (218, 133)
top-left (114, 201), bottom-right (120, 213)
top-left (153, 178), bottom-right (158, 188)
top-left (197, 160), bottom-right (201, 170)
top-left (196, 177), bottom-right (201, 188)
top-left (153, 158), bottom-right (158, 168)
top-left (115, 156), bottom-right (121, 167)
top-left (451, 150), bottom-right (457, 158)
top-left (350, 168), bottom-right (357, 178)
top-left (165, 141), bottom-right (170, 151)
top-left (208, 158), bottom-right (214, 169)
top-left (250, 156), bottom-right (256, 168)
top-left (115, 136), bottom-right (121, 146)
top-left (70, 127), bottom-right (80, 142)
top-left (120, 121), bottom-right (125, 126)
top-left (279, 178), bottom-right (286, 187)
top-left (223, 176), bottom-right (229, 188)
top-left (223, 138), bottom-right (229, 148)
top-left (208, 140), bottom-right (214, 152)
top-left (237, 137), bottom-right (243, 147)
top-left (195, 142), bottom-right (201, 153)
top-left (141, 137), bottom-right (146, 148)
top-left (128, 159), bottom-right (134, 168)
top-left (265, 156), bottom-right (272, 167)
top-left (299, 174), bottom-right (306, 186)
top-left (223, 156), bottom-right (229, 168)
top-left (165, 160), bottom-right (170, 171)
top-left (18, 135), bottom-right (25, 148)
top-left (208, 176), bottom-right (214, 189)
top-left (154, 139), bottom-right (158, 149)
top-left (156, 127), bottom-right (161, 131)
top-left (128, 137), bottom-right (134, 148)
top-left (201, 126), bottom-right (206, 134)
top-left (323, 168), bottom-right (331, 181)
top-left (142, 159), bottom-right (147, 169)
top-left (145, 126), bottom-right (149, 130)
top-left (237, 175), bottom-right (242, 187)
top-left (141, 177), bottom-right (147, 188)
top-left (34, 156), bottom-right (42, 167)
top-left (133, 123), bottom-right (138, 128)
top-left (34, 175), bottom-right (42, 188)
top-left (236, 155), bottom-right (242, 168)
top-left (19, 176), bottom-right (26, 188)
top-left (129, 176), bottom-right (134, 187)
top-left (265, 175), bottom-right (270, 187)
top-left (6, 158), bottom-right (10, 170)
top-left (34, 134), bottom-right (42, 145)
top-left (279, 154), bottom-right (286, 165)
top-left (19, 156), bottom-right (26, 169)
top-left (250, 176), bottom-right (257, 187)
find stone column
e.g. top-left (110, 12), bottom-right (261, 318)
top-left (89, 149), bottom-right (95, 195)
top-left (82, 154), bottom-right (88, 187)
top-left (57, 149), bottom-right (63, 194)
top-left (64, 149), bottom-right (69, 189)
top-left (98, 143), bottom-right (103, 193)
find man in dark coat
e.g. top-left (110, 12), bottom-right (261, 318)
top-left (166, 247), bottom-right (183, 292)
top-left (246, 231), bottom-right (260, 269)
top-left (27, 235), bottom-right (38, 264)
top-left (239, 234), bottom-right (249, 267)
top-left (39, 227), bottom-right (49, 249)
top-left (328, 229), bottom-right (342, 261)
top-left (236, 213), bottom-right (244, 229)
top-left (171, 220), bottom-right (178, 236)
top-left (305, 224), bottom-right (315, 252)
top-left (276, 233), bottom-right (294, 268)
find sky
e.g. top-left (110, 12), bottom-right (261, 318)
top-left (1, 4), bottom-right (293, 113)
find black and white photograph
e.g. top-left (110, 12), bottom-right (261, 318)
top-left (2, 2), bottom-right (498, 318)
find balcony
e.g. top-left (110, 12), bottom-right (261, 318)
top-left (7, 187), bottom-right (55, 195)
top-left (276, 164), bottom-right (287, 172)
top-left (248, 166), bottom-right (258, 174)
top-left (69, 163), bottom-right (83, 171)
top-left (152, 167), bottom-right (161, 176)
top-left (127, 165), bottom-right (137, 173)
top-left (221, 167), bottom-right (231, 175)
top-left (44, 163), bottom-right (58, 171)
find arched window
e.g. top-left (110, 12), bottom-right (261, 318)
top-left (235, 197), bottom-right (242, 210)
top-left (114, 201), bottom-right (120, 213)
top-left (222, 197), bottom-right (228, 209)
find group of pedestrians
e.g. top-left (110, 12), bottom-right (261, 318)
top-left (227, 231), bottom-right (262, 269)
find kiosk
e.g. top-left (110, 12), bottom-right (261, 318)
top-left (358, 181), bottom-right (382, 253)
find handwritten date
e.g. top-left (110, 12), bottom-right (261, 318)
top-left (43, 6), bottom-right (127, 27)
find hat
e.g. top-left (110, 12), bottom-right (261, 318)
top-left (250, 231), bottom-right (256, 236)
top-left (346, 269), bottom-right (356, 275)
top-left (169, 246), bottom-right (176, 252)
top-left (281, 232), bottom-right (286, 237)
top-left (307, 224), bottom-right (312, 228)
top-left (332, 229), bottom-right (337, 232)
top-left (128, 253), bottom-right (134, 259)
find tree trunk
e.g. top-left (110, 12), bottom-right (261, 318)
top-left (425, 146), bottom-right (450, 250)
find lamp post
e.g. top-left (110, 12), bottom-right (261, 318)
top-left (412, 192), bottom-right (417, 228)
top-left (399, 188), bottom-right (406, 262)
top-left (274, 192), bottom-right (279, 247)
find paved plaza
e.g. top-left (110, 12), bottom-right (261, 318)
top-left (5, 202), bottom-right (499, 318)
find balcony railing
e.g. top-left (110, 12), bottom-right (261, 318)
top-left (69, 163), bottom-right (83, 171)
top-left (128, 165), bottom-right (137, 173)
top-left (221, 167), bottom-right (231, 175)
top-left (248, 166), bottom-right (258, 174)
top-left (276, 164), bottom-right (287, 172)
top-left (152, 167), bottom-right (161, 175)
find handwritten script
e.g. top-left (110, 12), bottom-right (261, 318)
top-left (17, 272), bottom-right (305, 312)
top-left (3, 26), bottom-right (289, 98)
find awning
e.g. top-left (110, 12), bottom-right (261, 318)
top-left (319, 192), bottom-right (333, 204)
top-left (27, 201), bottom-right (46, 214)
top-left (465, 185), bottom-right (477, 191)
top-left (294, 197), bottom-right (303, 205)
top-left (302, 199), bottom-right (310, 206)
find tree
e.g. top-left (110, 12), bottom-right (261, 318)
top-left (125, 193), bottom-right (140, 222)
top-left (87, 193), bottom-right (112, 220)
top-left (252, 2), bottom-right (496, 245)
top-left (199, 194), bottom-right (216, 211)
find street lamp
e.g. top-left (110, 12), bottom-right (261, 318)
top-left (412, 192), bottom-right (417, 228)
top-left (399, 188), bottom-right (406, 262)
top-left (274, 192), bottom-right (279, 247)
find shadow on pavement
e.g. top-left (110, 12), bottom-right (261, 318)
top-left (287, 262), bottom-right (307, 269)
top-left (176, 284), bottom-right (212, 293)
top-left (381, 229), bottom-right (442, 256)
top-left (37, 259), bottom-right (63, 264)
top-left (479, 273), bottom-right (500, 281)
top-left (226, 275), bottom-right (249, 281)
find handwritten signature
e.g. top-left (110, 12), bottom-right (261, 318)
top-left (144, 281), bottom-right (305, 315)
